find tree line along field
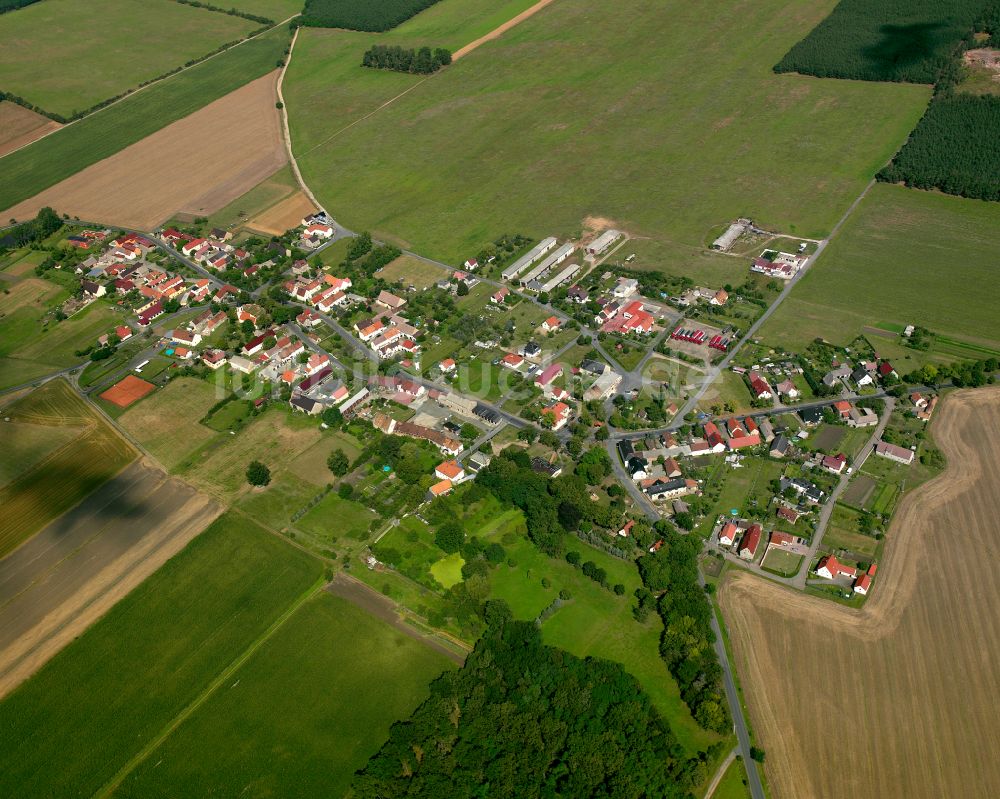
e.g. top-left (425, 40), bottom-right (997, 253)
top-left (288, 0), bottom-right (930, 265)
top-left (0, 25), bottom-right (289, 214)
top-left (301, 0), bottom-right (442, 31)
top-left (719, 388), bottom-right (1000, 799)
top-left (0, 0), bottom-right (261, 119)
top-left (0, 379), bottom-right (135, 556)
top-left (774, 0), bottom-right (992, 83)
top-left (759, 183), bottom-right (1000, 353)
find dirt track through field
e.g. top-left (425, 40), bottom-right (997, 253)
top-left (452, 0), bottom-right (559, 60)
top-left (0, 460), bottom-right (220, 697)
top-left (2, 72), bottom-right (286, 230)
top-left (719, 387), bottom-right (1000, 799)
top-left (0, 102), bottom-right (60, 158)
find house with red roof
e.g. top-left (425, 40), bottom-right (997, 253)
top-left (853, 573), bottom-right (872, 595)
top-left (435, 460), bottom-right (465, 482)
top-left (878, 361), bottom-right (897, 380)
top-left (703, 421), bottom-right (726, 452)
top-left (748, 371), bottom-right (773, 400)
top-left (821, 453), bottom-right (848, 475)
top-left (429, 479), bottom-right (453, 497)
top-left (491, 287), bottom-right (510, 304)
top-left (439, 358), bottom-right (457, 373)
top-left (815, 555), bottom-right (857, 580)
top-left (719, 522), bottom-right (739, 547)
top-left (541, 316), bottom-right (562, 332)
top-left (541, 401), bottom-right (571, 431)
top-left (114, 325), bottom-right (133, 343)
top-left (738, 524), bottom-right (762, 560)
top-left (501, 352), bottom-right (525, 370)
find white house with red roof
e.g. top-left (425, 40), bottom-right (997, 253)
top-left (304, 222), bottom-right (334, 239)
top-left (816, 554), bottom-right (857, 580)
top-left (305, 353), bottom-right (330, 376)
top-left (541, 316), bottom-right (562, 332)
top-left (439, 358), bottom-right (457, 374)
top-left (718, 521), bottom-right (739, 547)
top-left (738, 524), bottom-right (762, 560)
top-left (435, 460), bottom-right (465, 482)
top-left (491, 287), bottom-right (510, 304)
top-left (541, 401), bottom-right (571, 431)
top-left (748, 371), bottom-right (773, 400)
top-left (501, 352), bottom-right (525, 370)
top-left (821, 453), bottom-right (848, 475)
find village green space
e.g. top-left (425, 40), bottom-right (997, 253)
top-left (0, 0), bottom-right (260, 119)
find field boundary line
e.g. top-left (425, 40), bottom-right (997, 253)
top-left (0, 15), bottom-right (299, 162)
top-left (93, 577), bottom-right (325, 798)
top-left (452, 0), bottom-right (558, 60)
top-left (276, 27), bottom-right (324, 211)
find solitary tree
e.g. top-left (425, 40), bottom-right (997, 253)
top-left (327, 449), bottom-right (350, 477)
top-left (246, 460), bottom-right (271, 486)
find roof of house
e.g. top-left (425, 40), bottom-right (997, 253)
top-left (436, 461), bottom-right (463, 479)
top-left (740, 524), bottom-right (762, 554)
top-left (430, 479), bottom-right (453, 497)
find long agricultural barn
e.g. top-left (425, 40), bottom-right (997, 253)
top-left (586, 229), bottom-right (621, 256)
top-left (519, 242), bottom-right (575, 286)
top-left (501, 236), bottom-right (557, 280)
top-left (539, 262), bottom-right (579, 293)
top-left (711, 218), bottom-right (750, 251)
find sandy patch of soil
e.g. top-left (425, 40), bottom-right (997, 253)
top-left (0, 102), bottom-right (60, 158)
top-left (247, 190), bottom-right (316, 236)
top-left (719, 387), bottom-right (1000, 799)
top-left (2, 71), bottom-right (287, 230)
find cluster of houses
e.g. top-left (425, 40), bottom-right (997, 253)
top-left (718, 521), bottom-right (809, 565)
top-left (750, 250), bottom-right (807, 280)
top-left (823, 358), bottom-right (898, 390)
top-left (353, 290), bottom-right (421, 362)
top-left (284, 271), bottom-right (354, 313)
top-left (586, 277), bottom-right (657, 335)
top-left (815, 555), bottom-right (878, 595)
top-left (297, 213), bottom-right (336, 249)
top-left (909, 391), bottom-right (938, 422)
top-left (164, 227), bottom-right (273, 278)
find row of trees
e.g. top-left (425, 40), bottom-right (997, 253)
top-left (637, 526), bottom-right (732, 734)
top-left (362, 44), bottom-right (451, 75)
top-left (352, 603), bottom-right (702, 798)
top-left (0, 207), bottom-right (62, 249)
top-left (301, 0), bottom-right (442, 32)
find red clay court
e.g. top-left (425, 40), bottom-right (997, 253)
top-left (100, 375), bottom-right (156, 408)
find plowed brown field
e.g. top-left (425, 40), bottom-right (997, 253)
top-left (0, 102), bottom-right (60, 158)
top-left (720, 387), bottom-right (1000, 799)
top-left (247, 189), bottom-right (316, 235)
top-left (2, 71), bottom-right (286, 229)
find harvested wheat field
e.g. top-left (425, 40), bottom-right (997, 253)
top-left (2, 72), bottom-right (287, 230)
top-left (0, 102), bottom-right (60, 158)
top-left (720, 387), bottom-right (1000, 799)
top-left (247, 189), bottom-right (316, 235)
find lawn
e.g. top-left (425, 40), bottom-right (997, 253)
top-left (205, 163), bottom-right (301, 232)
top-left (761, 547), bottom-right (803, 577)
top-left (223, 0), bottom-right (305, 19)
top-left (0, 25), bottom-right (290, 213)
top-left (297, 491), bottom-right (378, 544)
top-left (429, 552), bottom-right (465, 588)
top-left (289, 0), bottom-right (929, 264)
top-left (115, 592), bottom-right (451, 798)
top-left (118, 377), bottom-right (222, 471)
top-left (375, 254), bottom-right (446, 289)
top-left (695, 457), bottom-right (785, 537)
top-left (0, 0), bottom-right (259, 119)
top-left (0, 512), bottom-right (322, 797)
top-left (621, 237), bottom-right (750, 288)
top-left (824, 503), bottom-right (879, 559)
top-left (714, 756), bottom-right (752, 799)
top-left (0, 379), bottom-right (135, 555)
top-left (761, 184), bottom-right (1000, 351)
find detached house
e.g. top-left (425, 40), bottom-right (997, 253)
top-left (738, 524), bottom-right (762, 561)
top-left (816, 555), bottom-right (857, 581)
top-left (748, 371), bottom-right (773, 400)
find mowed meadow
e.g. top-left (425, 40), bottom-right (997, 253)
top-left (287, 0), bottom-right (930, 264)
top-left (0, 0), bottom-right (260, 118)
top-left (720, 388), bottom-right (1000, 799)
top-left (760, 184), bottom-right (1000, 351)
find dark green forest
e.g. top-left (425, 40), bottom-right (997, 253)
top-left (0, 0), bottom-right (41, 14)
top-left (300, 0), bottom-right (441, 32)
top-left (352, 604), bottom-right (708, 798)
top-left (774, 0), bottom-right (988, 83)
top-left (878, 93), bottom-right (1000, 200)
top-left (362, 44), bottom-right (451, 74)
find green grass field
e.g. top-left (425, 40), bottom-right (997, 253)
top-left (714, 756), bottom-right (752, 799)
top-left (761, 184), bottom-right (1000, 351)
top-left (118, 377), bottom-right (222, 471)
top-left (0, 512), bottom-right (322, 797)
top-left (115, 592), bottom-right (451, 798)
top-left (223, 0), bottom-right (304, 19)
top-left (0, 0), bottom-right (258, 118)
top-left (483, 525), bottom-right (717, 755)
top-left (0, 379), bottom-right (135, 555)
top-left (0, 25), bottom-right (289, 213)
top-left (288, 0), bottom-right (928, 264)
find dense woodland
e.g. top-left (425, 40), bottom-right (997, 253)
top-left (352, 605), bottom-right (704, 798)
top-left (774, 0), bottom-right (989, 83)
top-left (878, 93), bottom-right (1000, 200)
top-left (0, 0), bottom-right (40, 13)
top-left (637, 528), bottom-right (732, 734)
top-left (0, 207), bottom-right (61, 249)
top-left (362, 44), bottom-right (451, 74)
top-left (301, 0), bottom-right (442, 31)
